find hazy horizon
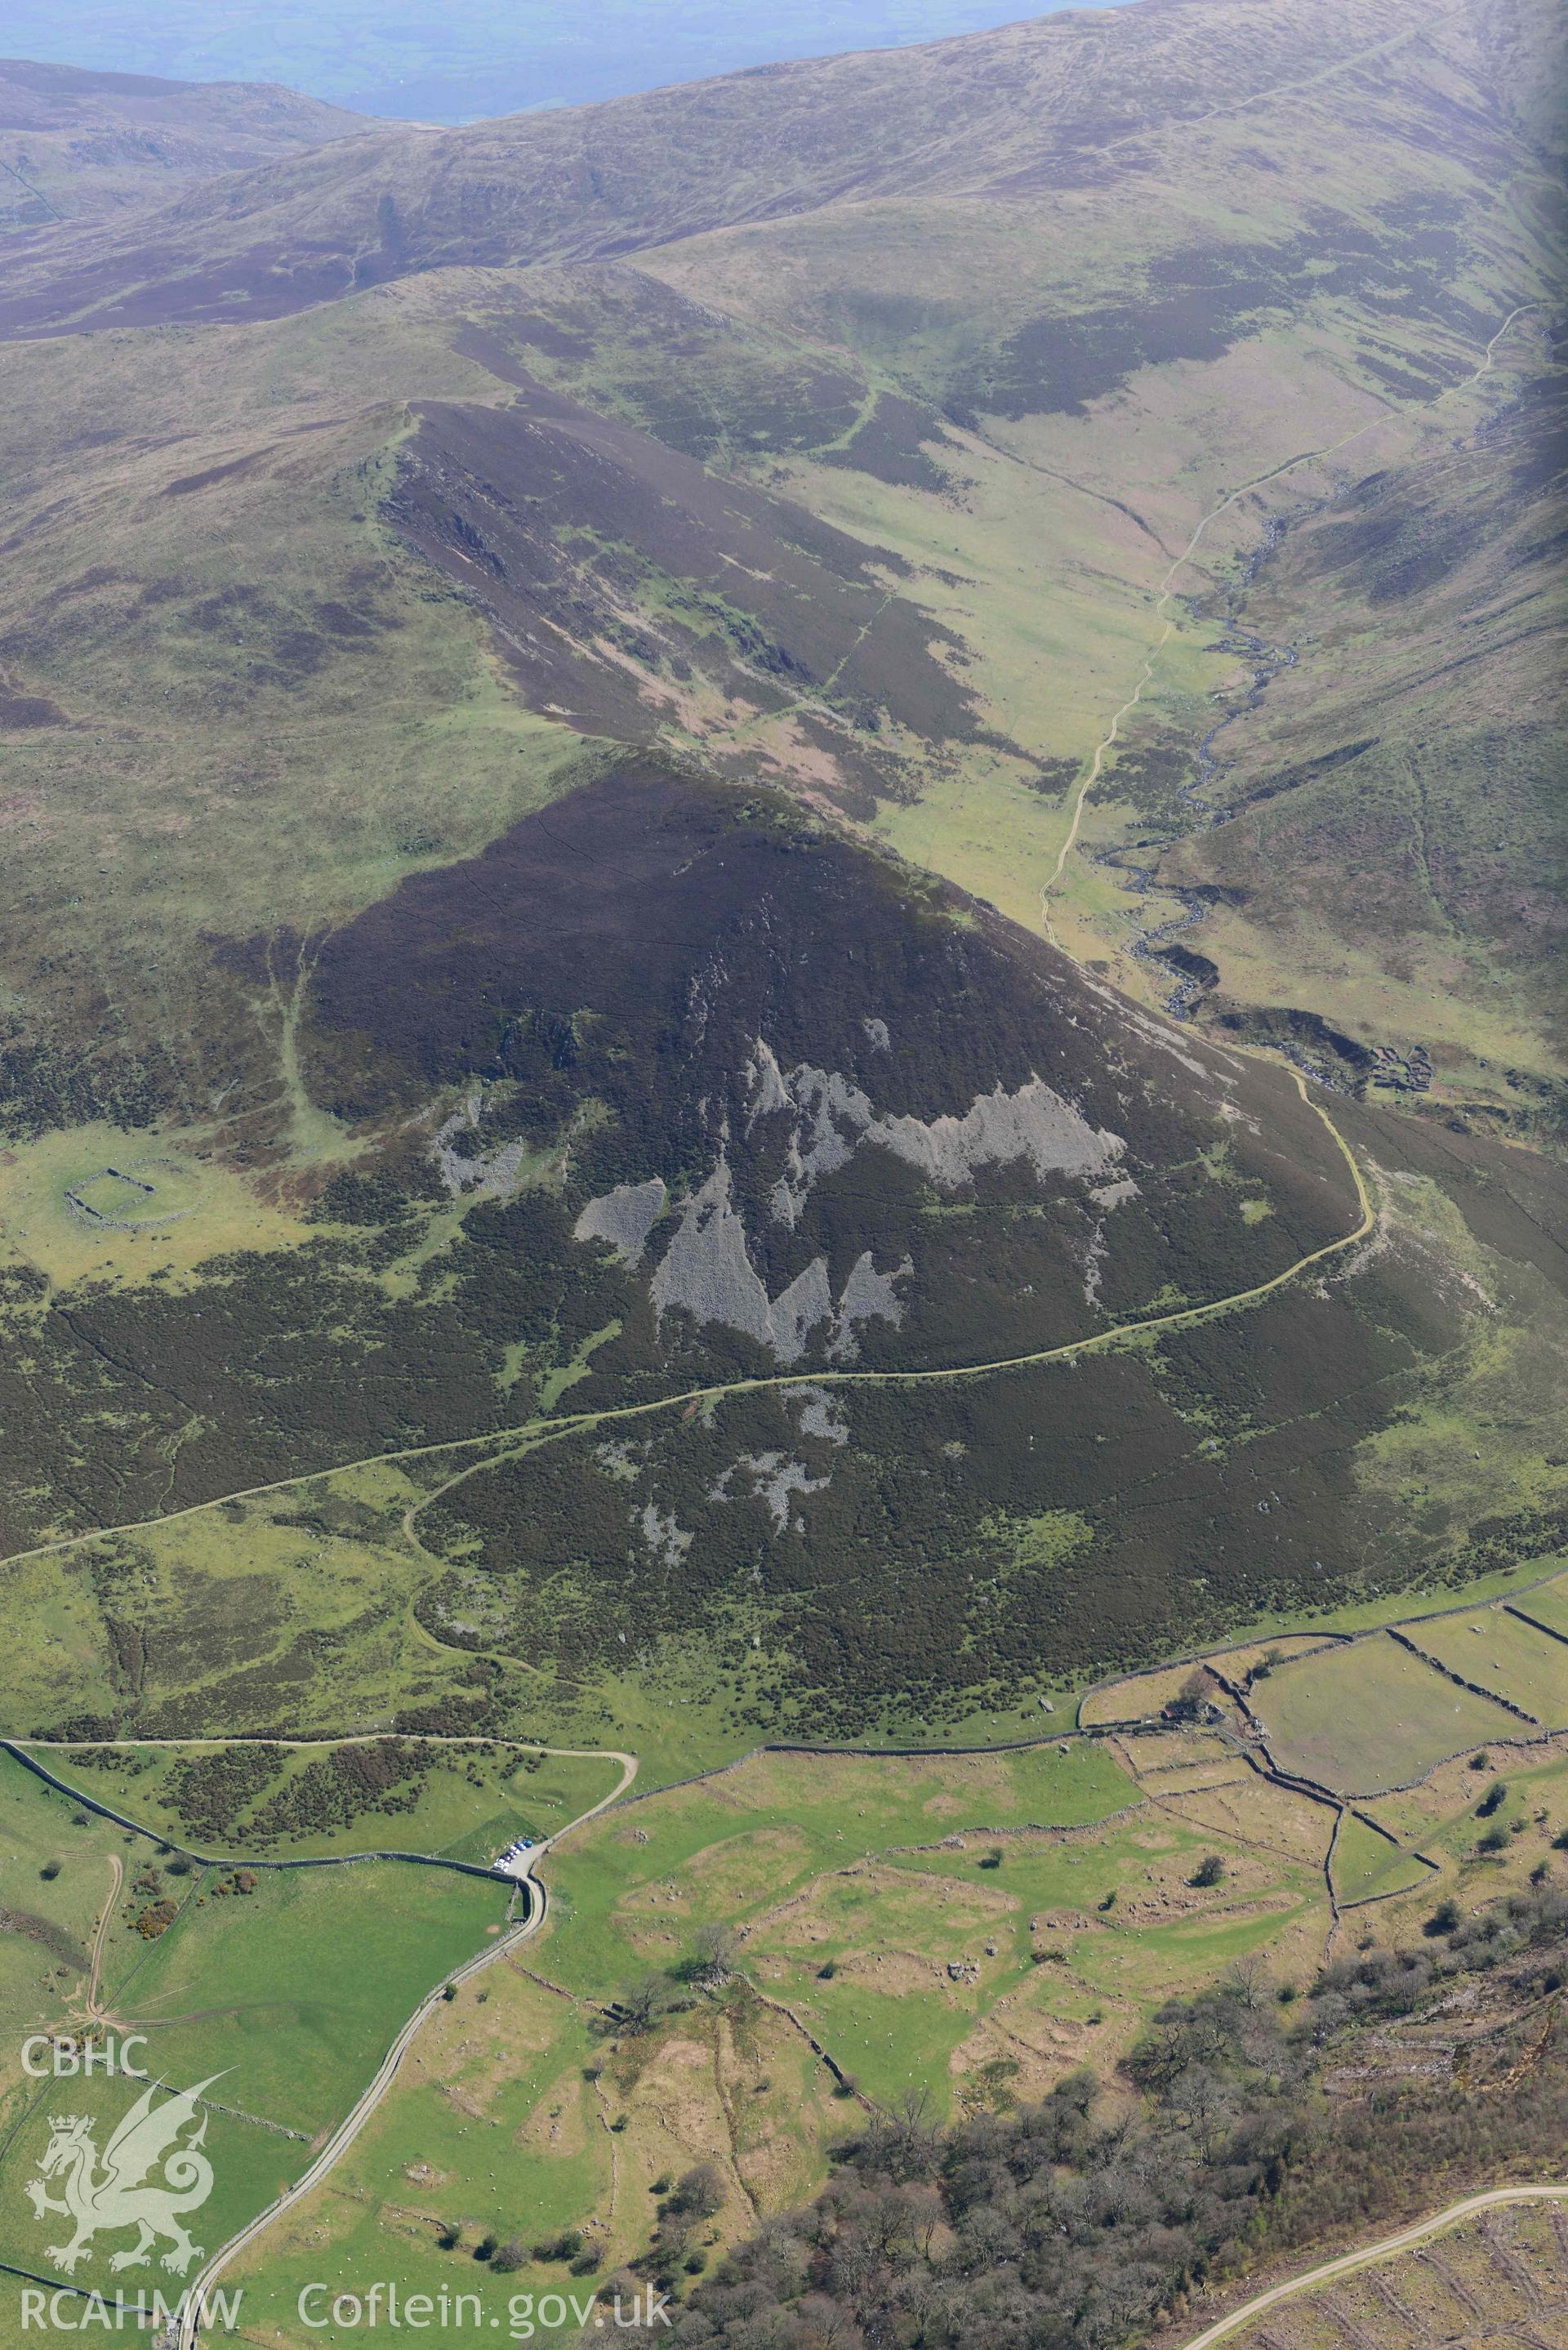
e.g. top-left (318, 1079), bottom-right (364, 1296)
top-left (4, 0), bottom-right (1131, 121)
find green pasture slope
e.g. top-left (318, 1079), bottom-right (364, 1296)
top-left (539, 1741), bottom-right (1133, 2000)
top-left (0, 1755), bottom-right (122, 2044)
top-left (1408, 1611), bottom-right (1568, 1733)
top-left (1517, 1574), bottom-right (1568, 1639)
top-left (220, 1727), bottom-right (1346, 2341)
top-left (0, 1747), bottom-right (510, 2302)
top-left (221, 1741), bottom-right (1150, 2339)
top-left (229, 1978), bottom-right (614, 2348)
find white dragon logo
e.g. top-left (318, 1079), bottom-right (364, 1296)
top-left (26, 2074), bottom-right (222, 2276)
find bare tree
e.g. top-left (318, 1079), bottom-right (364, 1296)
top-left (1223, 1953), bottom-right (1267, 2010)
top-left (685, 1921), bottom-right (740, 1988)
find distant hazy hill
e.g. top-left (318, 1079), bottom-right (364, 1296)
top-left (0, 55), bottom-right (368, 225)
top-left (0, 2), bottom-right (1128, 123)
top-left (0, 0), bottom-right (1504, 328)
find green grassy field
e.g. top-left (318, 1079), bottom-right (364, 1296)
top-left (541, 1741), bottom-right (1137, 1999)
top-left (0, 1118), bottom-right (316, 1295)
top-left (1076, 1564), bottom-right (1568, 1738)
top-left (220, 1729), bottom-right (1344, 2338)
top-left (1367, 1746), bottom-right (1568, 1905)
top-left (1256, 1631), bottom-right (1529, 1796)
top-left (0, 1747), bottom-right (512, 2293)
top-left (1363, 1736), bottom-right (1567, 1843)
top-left (1404, 1608), bottom-right (1568, 1731)
top-left (92, 1863), bottom-right (507, 2136)
top-left (1, 1694), bottom-right (1555, 2341)
top-left (854, 1815), bottom-right (1324, 2085)
top-left (1079, 1637), bottom-right (1336, 1728)
top-left (1330, 1810), bottom-right (1434, 1907)
top-left (0, 1466), bottom-right (467, 1738)
top-left (2, 1688), bottom-right (1544, 2332)
top-left (225, 1966), bottom-right (620, 2347)
top-left (1513, 1574), bottom-right (1568, 1640)
top-left (0, 1750), bottom-right (121, 2037)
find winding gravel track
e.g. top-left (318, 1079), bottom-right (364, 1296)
top-left (2, 1077), bottom-right (1371, 1589)
top-left (1178, 2184), bottom-right (1568, 2349)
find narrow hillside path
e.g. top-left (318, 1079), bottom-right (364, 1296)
top-left (0, 1070), bottom-right (1372, 1592)
top-left (400, 1072), bottom-right (1371, 1545)
top-left (1106, 5), bottom-right (1454, 160)
top-left (1178, 2183), bottom-right (1568, 2350)
top-left (85, 1853), bottom-right (122, 2022)
top-left (0, 155), bottom-right (65, 223)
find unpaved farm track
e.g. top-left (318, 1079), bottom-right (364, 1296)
top-left (0, 1071), bottom-right (1373, 1587)
top-left (85, 1853), bottom-right (121, 2022)
top-left (1178, 2184), bottom-right (1568, 2349)
top-left (166, 1747), bottom-right (635, 2348)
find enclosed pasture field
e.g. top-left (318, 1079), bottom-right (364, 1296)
top-left (1512, 1571), bottom-right (1568, 1640)
top-left (1255, 1632), bottom-right (1526, 1795)
top-left (1080, 1634), bottom-right (1339, 1726)
top-left (1330, 1810), bottom-right (1434, 1906)
top-left (543, 1738), bottom-right (1137, 2000)
top-left (0, 1750), bottom-right (511, 2295)
top-left (1407, 1607), bottom-right (1568, 1729)
top-left (1080, 1659), bottom-right (1225, 1728)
